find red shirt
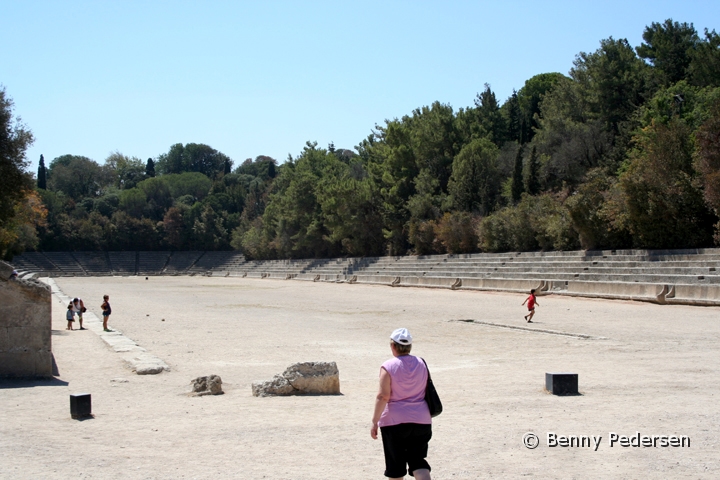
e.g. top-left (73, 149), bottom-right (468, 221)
top-left (527, 294), bottom-right (536, 309)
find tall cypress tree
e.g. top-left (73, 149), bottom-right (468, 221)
top-left (511, 146), bottom-right (524, 202)
top-left (37, 154), bottom-right (47, 189)
top-left (145, 158), bottom-right (155, 177)
top-left (524, 146), bottom-right (541, 195)
top-left (506, 90), bottom-right (523, 143)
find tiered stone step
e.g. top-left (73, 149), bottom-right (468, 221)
top-left (10, 252), bottom-right (61, 276)
top-left (189, 251), bottom-right (244, 275)
top-left (43, 252), bottom-right (86, 276)
top-left (164, 252), bottom-right (204, 274)
top-left (232, 259), bottom-right (314, 278)
top-left (73, 252), bottom-right (112, 276)
top-left (187, 252), bottom-right (236, 275)
top-left (295, 258), bottom-right (356, 280)
top-left (138, 251), bottom-right (170, 275)
top-left (109, 252), bottom-right (137, 275)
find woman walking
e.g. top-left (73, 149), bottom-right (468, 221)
top-left (371, 328), bottom-right (432, 480)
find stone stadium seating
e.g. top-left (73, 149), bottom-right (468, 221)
top-left (108, 252), bottom-right (137, 275)
top-left (138, 251), bottom-right (170, 275)
top-left (10, 252), bottom-right (61, 277)
top-left (43, 252), bottom-right (85, 276)
top-left (164, 252), bottom-right (204, 274)
top-left (188, 251), bottom-right (245, 275)
top-left (10, 248), bottom-right (720, 306)
top-left (73, 252), bottom-right (112, 276)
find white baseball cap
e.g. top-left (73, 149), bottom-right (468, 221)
top-left (390, 328), bottom-right (412, 345)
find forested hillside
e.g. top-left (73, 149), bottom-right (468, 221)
top-left (3, 19), bottom-right (720, 260)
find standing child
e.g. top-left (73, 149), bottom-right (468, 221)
top-left (66, 303), bottom-right (75, 330)
top-left (522, 289), bottom-right (539, 323)
top-left (101, 295), bottom-right (112, 332)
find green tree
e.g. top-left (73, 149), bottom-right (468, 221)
top-left (37, 154), bottom-right (47, 190)
top-left (162, 206), bottom-right (188, 250)
top-left (689, 29), bottom-right (720, 88)
top-left (109, 212), bottom-right (160, 250)
top-left (47, 155), bottom-right (106, 200)
top-left (406, 170), bottom-right (444, 254)
top-left (511, 145), bottom-right (524, 203)
top-left (531, 76), bottom-right (614, 189)
top-left (479, 194), bottom-right (577, 252)
top-left (118, 188), bottom-right (147, 218)
top-left (524, 146), bottom-right (541, 195)
top-left (191, 204), bottom-right (228, 250)
top-left (105, 152), bottom-right (146, 190)
top-left (564, 169), bottom-right (629, 249)
top-left (145, 158), bottom-right (156, 177)
top-left (636, 19), bottom-right (699, 86)
top-left (434, 211), bottom-right (479, 253)
top-left (408, 102), bottom-right (459, 192)
top-left (318, 177), bottom-right (384, 256)
top-left (516, 73), bottom-right (565, 143)
top-left (137, 176), bottom-right (174, 220)
top-left (0, 191), bottom-right (47, 259)
top-left (0, 87), bottom-right (34, 231)
top-left (473, 84), bottom-right (507, 145)
top-left (156, 143), bottom-right (233, 178)
top-left (163, 172), bottom-right (213, 200)
top-left (360, 123), bottom-right (417, 255)
top-left (234, 156), bottom-right (278, 180)
top-left (259, 143), bottom-right (343, 258)
top-left (502, 90), bottom-right (523, 143)
top-left (447, 137), bottom-right (500, 214)
top-left (694, 98), bottom-right (720, 241)
top-left (572, 37), bottom-right (649, 134)
top-left (615, 118), bottom-right (715, 248)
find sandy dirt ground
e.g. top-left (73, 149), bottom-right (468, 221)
top-left (1, 275), bottom-right (719, 479)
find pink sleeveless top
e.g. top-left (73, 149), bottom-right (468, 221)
top-left (378, 355), bottom-right (432, 427)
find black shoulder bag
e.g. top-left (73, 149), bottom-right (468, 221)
top-left (421, 358), bottom-right (443, 417)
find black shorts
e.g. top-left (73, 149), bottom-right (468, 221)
top-left (380, 423), bottom-right (432, 478)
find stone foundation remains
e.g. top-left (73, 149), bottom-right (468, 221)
top-left (190, 375), bottom-right (224, 396)
top-left (0, 261), bottom-right (52, 377)
top-left (252, 361), bottom-right (340, 397)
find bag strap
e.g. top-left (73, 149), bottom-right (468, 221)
top-left (420, 357), bottom-right (433, 382)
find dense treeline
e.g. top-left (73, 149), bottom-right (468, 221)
top-left (2, 19), bottom-right (720, 260)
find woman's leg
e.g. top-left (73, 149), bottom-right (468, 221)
top-left (413, 469), bottom-right (431, 480)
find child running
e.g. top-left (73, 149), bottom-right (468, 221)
top-left (522, 289), bottom-right (539, 323)
top-left (66, 303), bottom-right (75, 330)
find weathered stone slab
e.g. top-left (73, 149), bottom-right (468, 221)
top-left (190, 375), bottom-right (224, 396)
top-left (252, 361), bottom-right (340, 397)
top-left (0, 261), bottom-right (52, 378)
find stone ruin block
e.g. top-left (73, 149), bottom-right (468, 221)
top-left (252, 361), bottom-right (340, 397)
top-left (0, 261), bottom-right (52, 378)
top-left (191, 375), bottom-right (224, 396)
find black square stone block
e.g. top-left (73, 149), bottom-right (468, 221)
top-left (70, 393), bottom-right (91, 419)
top-left (545, 373), bottom-right (578, 395)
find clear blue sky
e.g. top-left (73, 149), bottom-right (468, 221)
top-left (2, 1), bottom-right (718, 173)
